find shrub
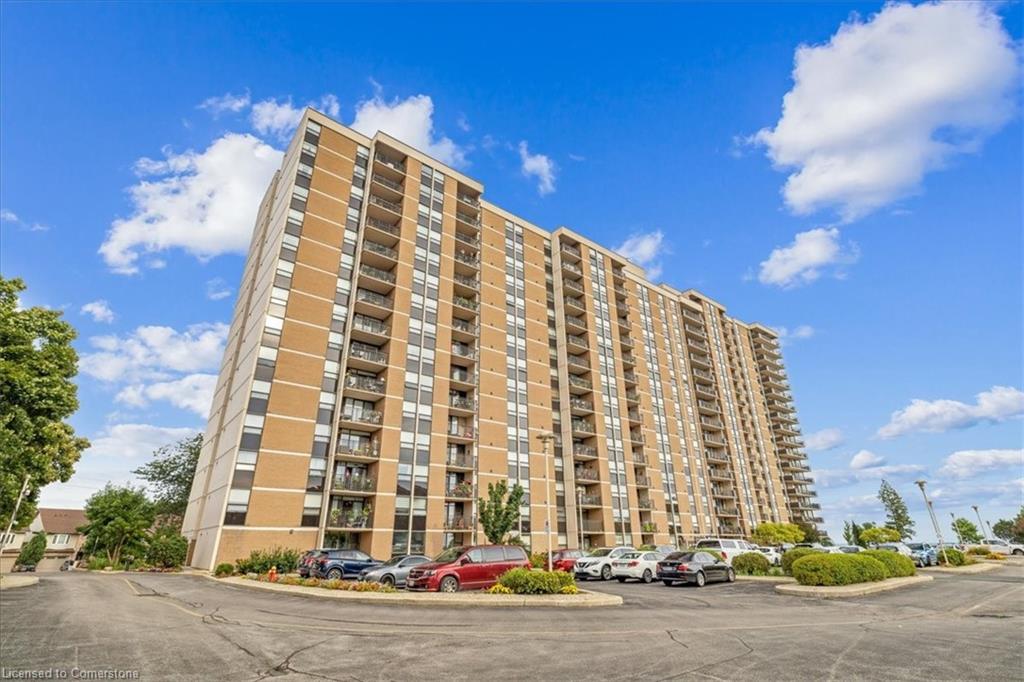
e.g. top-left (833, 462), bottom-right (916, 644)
top-left (235, 546), bottom-right (300, 574)
top-left (486, 584), bottom-right (514, 594)
top-left (87, 556), bottom-right (111, 571)
top-left (529, 552), bottom-right (548, 569)
top-left (791, 553), bottom-right (887, 586)
top-left (302, 578), bottom-right (321, 587)
top-left (146, 527), bottom-right (188, 568)
top-left (732, 552), bottom-right (771, 576)
top-left (17, 533), bottom-right (47, 566)
top-left (861, 550), bottom-right (915, 578)
top-left (214, 563), bottom-right (234, 578)
top-left (936, 548), bottom-right (966, 566)
top-left (782, 548), bottom-right (821, 575)
top-left (985, 552), bottom-right (1006, 561)
top-left (560, 584), bottom-right (579, 595)
top-left (967, 547), bottom-right (991, 556)
top-left (321, 579), bottom-right (344, 590)
top-left (497, 567), bottom-right (576, 595)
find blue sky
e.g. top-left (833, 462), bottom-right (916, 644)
top-left (2, 2), bottom-right (1021, 542)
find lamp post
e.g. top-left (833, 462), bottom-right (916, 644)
top-left (576, 486), bottom-right (586, 552)
top-left (537, 431), bottom-right (556, 572)
top-left (949, 512), bottom-right (964, 545)
top-left (915, 480), bottom-right (948, 565)
top-left (2, 474), bottom-right (30, 547)
top-left (971, 505), bottom-right (986, 545)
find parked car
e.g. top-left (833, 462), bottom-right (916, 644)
top-left (60, 559), bottom-right (75, 571)
top-left (657, 551), bottom-right (735, 587)
top-left (405, 544), bottom-right (530, 592)
top-left (836, 545), bottom-right (863, 554)
top-left (875, 542), bottom-right (915, 559)
top-left (310, 549), bottom-right (381, 579)
top-left (12, 563), bottom-right (36, 573)
top-left (358, 554), bottom-right (431, 588)
top-left (298, 549), bottom-right (329, 577)
top-left (906, 542), bottom-right (938, 567)
top-left (574, 546), bottom-right (636, 580)
top-left (693, 538), bottom-right (757, 564)
top-left (611, 551), bottom-right (665, 583)
top-left (549, 548), bottom-right (585, 572)
top-left (980, 538), bottom-right (1024, 556)
top-left (755, 546), bottom-right (781, 566)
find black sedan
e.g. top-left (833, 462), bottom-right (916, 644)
top-left (656, 551), bottom-right (735, 587)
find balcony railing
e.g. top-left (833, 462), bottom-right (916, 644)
top-left (446, 453), bottom-right (476, 469)
top-left (457, 193), bottom-right (480, 207)
top-left (334, 475), bottom-right (376, 492)
top-left (455, 231), bottom-right (480, 247)
top-left (456, 212), bottom-right (481, 227)
top-left (336, 440), bottom-right (379, 459)
top-left (340, 409), bottom-right (383, 425)
top-left (569, 397), bottom-right (594, 412)
top-left (577, 493), bottom-right (601, 506)
top-left (682, 309), bottom-right (703, 323)
top-left (705, 450), bottom-right (730, 462)
top-left (451, 344), bottom-right (477, 360)
top-left (454, 250), bottom-right (479, 267)
top-left (562, 261), bottom-right (583, 276)
top-left (568, 375), bottom-right (593, 390)
top-left (560, 243), bottom-right (582, 258)
top-left (365, 217), bottom-right (399, 236)
top-left (344, 373), bottom-right (385, 393)
top-left (363, 240), bottom-right (398, 260)
top-left (614, 285), bottom-right (628, 297)
top-left (575, 468), bottom-right (599, 482)
top-left (563, 279), bottom-right (584, 294)
top-left (571, 419), bottom-right (595, 434)
top-left (623, 371), bottom-right (638, 383)
top-left (450, 370), bottom-right (476, 384)
top-left (573, 443), bottom-right (598, 458)
top-left (371, 173), bottom-right (403, 192)
top-left (359, 263), bottom-right (396, 284)
top-left (454, 273), bottom-right (479, 290)
top-left (697, 399), bottom-right (720, 412)
top-left (565, 296), bottom-right (586, 310)
top-left (451, 319), bottom-right (478, 336)
top-left (349, 345), bottom-right (387, 364)
top-left (444, 515), bottom-right (474, 531)
top-left (369, 194), bottom-right (402, 214)
top-left (637, 499), bottom-right (653, 510)
top-left (453, 296), bottom-right (479, 311)
top-left (448, 426), bottom-right (476, 439)
top-left (566, 333), bottom-right (589, 349)
top-left (446, 482), bottom-right (474, 499)
top-left (622, 353), bottom-right (636, 365)
top-left (355, 289), bottom-right (392, 308)
top-left (579, 519), bottom-right (604, 532)
top-left (374, 152), bottom-right (405, 172)
top-left (564, 314), bottom-right (587, 329)
top-left (627, 410), bottom-right (641, 422)
top-left (625, 390), bottom-right (640, 402)
top-left (635, 475), bottom-right (652, 488)
top-left (449, 395), bottom-right (476, 411)
top-left (353, 315), bottom-right (389, 336)
top-left (567, 356), bottom-right (591, 371)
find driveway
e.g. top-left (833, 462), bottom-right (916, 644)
top-left (1, 564), bottom-right (1021, 680)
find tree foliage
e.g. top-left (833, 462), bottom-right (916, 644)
top-left (860, 526), bottom-right (900, 545)
top-left (794, 521), bottom-right (825, 544)
top-left (133, 433), bottom-right (202, 526)
top-left (16, 531), bottom-right (47, 565)
top-left (878, 480), bottom-right (915, 540)
top-left (751, 522), bottom-right (805, 546)
top-left (79, 484), bottom-right (155, 567)
top-left (145, 526), bottom-right (188, 568)
top-left (477, 480), bottom-right (525, 544)
top-left (950, 517), bottom-right (982, 544)
top-left (991, 507), bottom-right (1024, 543)
top-left (0, 277), bottom-right (89, 527)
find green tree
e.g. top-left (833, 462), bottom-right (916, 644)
top-left (145, 526), bottom-right (188, 568)
top-left (878, 480), bottom-right (915, 540)
top-left (133, 433), bottom-right (202, 527)
top-left (794, 521), bottom-right (824, 544)
top-left (0, 277), bottom-right (89, 528)
top-left (842, 521), bottom-right (862, 546)
top-left (16, 531), bottom-right (47, 566)
top-left (751, 522), bottom-right (805, 546)
top-left (951, 517), bottom-right (982, 544)
top-left (477, 480), bottom-right (525, 544)
top-left (79, 484), bottom-right (155, 567)
top-left (860, 526), bottom-right (900, 545)
top-left (991, 507), bottom-right (1024, 543)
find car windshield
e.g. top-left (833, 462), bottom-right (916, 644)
top-left (878, 545), bottom-right (899, 552)
top-left (907, 543), bottom-right (924, 550)
top-left (695, 541), bottom-right (720, 549)
top-left (619, 552), bottom-right (641, 559)
top-left (381, 556), bottom-right (405, 566)
top-left (433, 547), bottom-right (466, 563)
top-left (588, 548), bottom-right (613, 557)
top-left (665, 552), bottom-right (695, 561)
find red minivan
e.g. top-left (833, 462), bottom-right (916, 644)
top-left (405, 544), bottom-right (530, 592)
top-left (551, 549), bottom-right (585, 572)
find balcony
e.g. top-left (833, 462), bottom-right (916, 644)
top-left (373, 152), bottom-right (406, 174)
top-left (684, 324), bottom-right (707, 340)
top-left (351, 314), bottom-right (389, 343)
top-left (447, 426), bottom-right (476, 442)
top-left (444, 515), bottom-right (475, 531)
top-left (703, 433), bottom-right (727, 446)
top-left (635, 475), bottom-right (652, 488)
top-left (637, 499), bottom-right (653, 511)
top-left (365, 217), bottom-right (400, 245)
top-left (565, 296), bottom-right (586, 313)
top-left (571, 418), bottom-right (596, 435)
top-left (569, 397), bottom-right (594, 415)
top-left (348, 344), bottom-right (388, 370)
top-left (453, 249), bottom-right (479, 275)
top-left (579, 519), bottom-right (604, 533)
top-left (453, 273), bottom-right (479, 296)
top-left (622, 371), bottom-right (638, 385)
top-left (567, 355), bottom-right (591, 374)
top-left (566, 333), bottom-right (589, 353)
top-left (452, 296), bottom-right (479, 313)
top-left (625, 390), bottom-right (640, 404)
top-left (711, 486), bottom-right (736, 500)
top-left (682, 309), bottom-right (703, 323)
top-left (446, 453), bottom-right (476, 471)
top-left (446, 481), bottom-right (475, 500)
top-left (629, 431), bottom-right (644, 446)
top-left (561, 260), bottom-right (584, 278)
top-left (564, 314), bottom-right (587, 334)
top-left (368, 194), bottom-right (402, 216)
top-left (697, 399), bottom-right (721, 415)
top-left (694, 382), bottom-right (717, 401)
top-left (577, 493), bottom-right (602, 508)
top-left (573, 443), bottom-right (598, 460)
top-left (354, 288), bottom-right (393, 316)
top-left (567, 375), bottom-right (593, 393)
top-left (705, 450), bottom-right (730, 463)
top-left (327, 509), bottom-right (373, 530)
top-left (371, 173), bottom-right (403, 199)
top-left (575, 468), bottom-right (600, 483)
top-left (689, 352), bottom-right (712, 369)
top-left (344, 372), bottom-right (385, 398)
top-left (455, 231), bottom-right (480, 248)
top-left (457, 193), bottom-right (480, 208)
top-left (449, 395), bottom-right (476, 413)
top-left (560, 243), bottom-right (582, 261)
top-left (563, 278), bottom-right (584, 294)
top-left (633, 452), bottom-right (649, 466)
top-left (451, 318), bottom-right (478, 342)
top-left (627, 410), bottom-right (642, 423)
top-left (641, 522), bottom-right (657, 534)
top-left (449, 369), bottom-right (476, 388)
top-left (339, 409), bottom-right (383, 429)
top-left (621, 353), bottom-right (637, 366)
top-left (450, 344), bottom-right (478, 366)
top-left (361, 241), bottom-right (398, 272)
top-left (619, 335), bottom-right (634, 349)
top-left (335, 440), bottom-right (380, 461)
top-left (333, 475), bottom-right (376, 495)
top-left (456, 212), bottom-right (481, 228)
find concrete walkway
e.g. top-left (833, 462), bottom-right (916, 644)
top-left (775, 574), bottom-right (933, 598)
top-left (922, 562), bottom-right (1001, 574)
top-left (0, 575), bottom-right (39, 590)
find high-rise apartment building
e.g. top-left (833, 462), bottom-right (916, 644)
top-left (182, 108), bottom-right (822, 569)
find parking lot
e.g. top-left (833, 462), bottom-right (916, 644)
top-left (1, 564), bottom-right (1021, 680)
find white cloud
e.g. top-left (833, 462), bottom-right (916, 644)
top-left (99, 133), bottom-right (282, 274)
top-left (1, 208), bottom-right (18, 222)
top-left (199, 91), bottom-right (251, 116)
top-left (804, 427), bottom-right (844, 452)
top-left (80, 300), bottom-right (115, 324)
top-left (116, 373), bottom-right (217, 417)
top-left (753, 2), bottom-right (1019, 221)
top-left (80, 322), bottom-right (228, 383)
top-left (517, 141), bottom-right (557, 196)
top-left (758, 227), bottom-right (858, 288)
top-left (614, 230), bottom-right (667, 279)
top-left (205, 277), bottom-right (233, 301)
top-left (1, 208), bottom-right (49, 232)
top-left (775, 324), bottom-right (816, 345)
top-left (351, 93), bottom-right (466, 168)
top-left (456, 114), bottom-right (471, 132)
top-left (849, 449), bottom-right (885, 470)
top-left (250, 94), bottom-right (339, 139)
top-left (877, 385), bottom-right (1024, 439)
top-left (811, 462), bottom-right (924, 488)
top-left (87, 423), bottom-right (199, 459)
top-left (938, 449), bottom-right (1024, 479)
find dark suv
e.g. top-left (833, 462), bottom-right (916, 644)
top-left (310, 549), bottom-right (381, 579)
top-left (405, 545), bottom-right (530, 592)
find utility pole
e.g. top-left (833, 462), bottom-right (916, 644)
top-left (576, 486), bottom-right (586, 552)
top-left (971, 505), bottom-right (986, 546)
top-left (537, 431), bottom-right (556, 571)
top-left (949, 512), bottom-right (964, 545)
top-left (3, 474), bottom-right (31, 545)
top-left (915, 480), bottom-right (947, 565)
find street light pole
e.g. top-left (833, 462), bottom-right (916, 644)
top-left (2, 474), bottom-right (31, 546)
top-left (537, 431), bottom-right (556, 572)
top-left (915, 480), bottom-right (948, 565)
top-left (949, 512), bottom-right (964, 545)
top-left (576, 486), bottom-right (585, 552)
top-left (971, 505), bottom-right (986, 545)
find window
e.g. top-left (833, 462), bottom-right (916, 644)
top-left (482, 547), bottom-right (505, 563)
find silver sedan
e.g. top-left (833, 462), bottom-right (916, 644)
top-left (357, 554), bottom-right (431, 588)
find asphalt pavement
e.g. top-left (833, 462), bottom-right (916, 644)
top-left (1, 563), bottom-right (1021, 680)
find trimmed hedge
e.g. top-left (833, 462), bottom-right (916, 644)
top-left (235, 547), bottom-right (300, 574)
top-left (214, 563), bottom-right (235, 577)
top-left (732, 552), bottom-right (771, 576)
top-left (966, 547), bottom-right (990, 556)
top-left (861, 550), bottom-right (916, 578)
top-left (497, 568), bottom-right (576, 594)
top-left (782, 547), bottom-right (821, 575)
top-left (936, 548), bottom-right (967, 566)
top-left (791, 553), bottom-right (888, 586)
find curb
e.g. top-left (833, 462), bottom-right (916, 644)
top-left (0, 575), bottom-right (39, 591)
top-left (921, 563), bottom-right (1001, 574)
top-left (775, 575), bottom-right (933, 599)
top-left (736, 574), bottom-right (795, 583)
top-left (218, 576), bottom-right (622, 608)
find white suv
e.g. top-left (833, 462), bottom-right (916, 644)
top-left (693, 538), bottom-right (759, 565)
top-left (574, 546), bottom-right (635, 580)
top-left (981, 538), bottom-right (1024, 556)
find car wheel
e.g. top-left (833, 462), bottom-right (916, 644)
top-left (326, 568), bottom-right (342, 580)
top-left (439, 576), bottom-right (459, 593)
top-left (642, 569), bottom-right (653, 584)
top-left (726, 568), bottom-right (736, 583)
top-left (601, 565), bottom-right (612, 581)
top-left (381, 575), bottom-right (395, 588)
top-left (662, 580), bottom-right (675, 586)
top-left (695, 571), bottom-right (706, 587)
top-left (616, 576), bottom-right (627, 583)
top-left (1013, 550), bottom-right (1023, 556)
